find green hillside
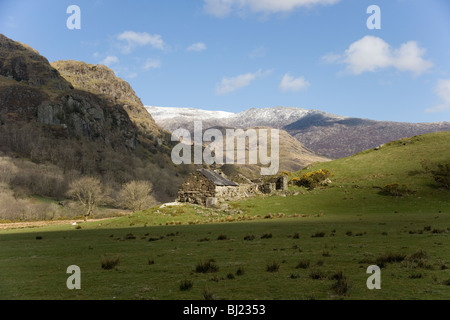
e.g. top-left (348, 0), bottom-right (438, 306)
top-left (0, 132), bottom-right (449, 300)
top-left (231, 131), bottom-right (450, 218)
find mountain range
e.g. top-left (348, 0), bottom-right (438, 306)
top-left (147, 106), bottom-right (450, 159)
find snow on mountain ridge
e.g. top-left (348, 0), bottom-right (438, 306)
top-left (145, 105), bottom-right (341, 131)
top-left (147, 106), bottom-right (235, 121)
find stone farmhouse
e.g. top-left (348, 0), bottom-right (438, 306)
top-left (177, 169), bottom-right (288, 207)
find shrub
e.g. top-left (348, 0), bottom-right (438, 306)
top-left (101, 255), bottom-right (120, 270)
top-left (402, 250), bottom-right (432, 270)
top-left (125, 233), bottom-right (136, 240)
top-left (266, 261), bottom-right (280, 273)
top-left (202, 286), bottom-right (215, 300)
top-left (322, 250), bottom-right (331, 257)
top-left (261, 233), bottom-right (273, 239)
top-left (227, 273), bottom-right (235, 280)
top-left (311, 231), bottom-right (326, 238)
top-left (217, 234), bottom-right (228, 241)
top-left (329, 271), bottom-right (346, 281)
top-left (179, 280), bottom-right (194, 291)
top-left (331, 277), bottom-right (349, 296)
top-left (294, 169), bottom-right (333, 190)
top-left (236, 267), bottom-right (245, 276)
top-left (196, 260), bottom-right (219, 273)
top-left (421, 160), bottom-right (450, 189)
top-left (380, 183), bottom-right (412, 197)
top-left (296, 260), bottom-right (310, 269)
top-left (309, 270), bottom-right (326, 280)
top-left (375, 252), bottom-right (406, 268)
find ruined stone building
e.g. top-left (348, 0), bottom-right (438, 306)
top-left (177, 169), bottom-right (257, 207)
top-left (177, 169), bottom-right (288, 207)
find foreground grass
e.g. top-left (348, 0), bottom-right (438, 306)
top-left (1, 132), bottom-right (449, 300)
top-left (0, 210), bottom-right (449, 300)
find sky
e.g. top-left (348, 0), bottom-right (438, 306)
top-left (1, 0), bottom-right (450, 123)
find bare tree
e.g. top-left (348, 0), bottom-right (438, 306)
top-left (119, 180), bottom-right (154, 212)
top-left (68, 177), bottom-right (103, 221)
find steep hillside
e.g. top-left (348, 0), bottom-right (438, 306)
top-left (0, 34), bottom-right (184, 207)
top-left (295, 131), bottom-right (450, 194)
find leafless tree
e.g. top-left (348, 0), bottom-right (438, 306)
top-left (119, 180), bottom-right (154, 212)
top-left (68, 177), bottom-right (103, 221)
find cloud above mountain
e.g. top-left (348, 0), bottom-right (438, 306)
top-left (215, 69), bottom-right (270, 95)
top-left (426, 79), bottom-right (450, 113)
top-left (324, 36), bottom-right (433, 76)
top-left (117, 31), bottom-right (165, 54)
top-left (279, 73), bottom-right (310, 92)
top-left (204, 0), bottom-right (340, 17)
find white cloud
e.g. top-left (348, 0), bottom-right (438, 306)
top-left (279, 73), bottom-right (310, 92)
top-left (426, 79), bottom-right (450, 113)
top-left (215, 69), bottom-right (267, 95)
top-left (143, 58), bottom-right (161, 70)
top-left (187, 42), bottom-right (207, 52)
top-left (249, 46), bottom-right (267, 58)
top-left (100, 56), bottom-right (119, 67)
top-left (117, 31), bottom-right (165, 53)
top-left (204, 0), bottom-right (340, 17)
top-left (325, 36), bottom-right (433, 76)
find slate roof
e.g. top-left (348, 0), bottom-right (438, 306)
top-left (198, 169), bottom-right (238, 187)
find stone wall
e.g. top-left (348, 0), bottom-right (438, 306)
top-left (177, 171), bottom-right (216, 205)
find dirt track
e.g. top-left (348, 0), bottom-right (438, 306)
top-left (0, 219), bottom-right (107, 230)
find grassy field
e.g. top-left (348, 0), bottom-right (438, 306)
top-left (0, 132), bottom-right (449, 300)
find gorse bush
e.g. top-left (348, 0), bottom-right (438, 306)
top-left (294, 169), bottom-right (333, 190)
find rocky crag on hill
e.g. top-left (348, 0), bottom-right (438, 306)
top-left (51, 60), bottom-right (166, 144)
top-left (0, 33), bottom-right (182, 202)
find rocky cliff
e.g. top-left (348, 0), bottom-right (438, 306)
top-left (51, 60), bottom-right (164, 142)
top-left (0, 34), bottom-right (170, 150)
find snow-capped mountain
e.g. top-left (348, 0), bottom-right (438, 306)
top-left (146, 105), bottom-right (450, 159)
top-left (146, 106), bottom-right (344, 133)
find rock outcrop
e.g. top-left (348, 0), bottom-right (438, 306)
top-left (0, 34), bottom-right (73, 91)
top-left (51, 60), bottom-right (163, 141)
top-left (0, 34), bottom-right (168, 150)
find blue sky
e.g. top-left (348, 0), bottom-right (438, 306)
top-left (1, 0), bottom-right (450, 123)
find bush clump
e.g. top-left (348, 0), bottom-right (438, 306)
top-left (422, 160), bottom-right (450, 189)
top-left (179, 280), bottom-right (194, 291)
top-left (380, 183), bottom-right (412, 197)
top-left (293, 169), bottom-right (333, 190)
top-left (101, 255), bottom-right (120, 270)
top-left (195, 260), bottom-right (219, 273)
